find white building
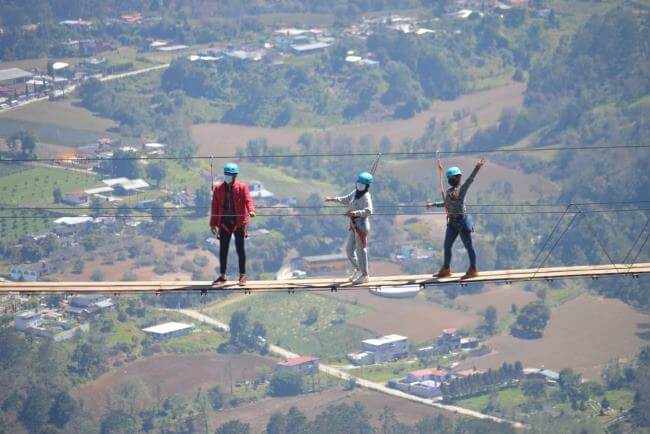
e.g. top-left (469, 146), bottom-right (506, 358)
top-left (142, 322), bottom-right (195, 340)
top-left (53, 215), bottom-right (94, 235)
top-left (349, 334), bottom-right (409, 365)
top-left (362, 334), bottom-right (409, 363)
top-left (249, 182), bottom-right (274, 200)
top-left (14, 310), bottom-right (43, 331)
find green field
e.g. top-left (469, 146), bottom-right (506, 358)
top-left (0, 117), bottom-right (114, 147)
top-left (240, 163), bottom-right (340, 201)
top-left (0, 167), bottom-right (97, 206)
top-left (348, 358), bottom-right (426, 383)
top-left (206, 292), bottom-right (374, 361)
top-left (455, 387), bottom-right (527, 412)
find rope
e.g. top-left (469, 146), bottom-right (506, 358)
top-left (622, 216), bottom-right (649, 264)
top-left (529, 203), bottom-right (573, 269)
top-left (1, 144), bottom-right (648, 163)
top-left (531, 210), bottom-right (582, 280)
top-left (575, 203), bottom-right (620, 272)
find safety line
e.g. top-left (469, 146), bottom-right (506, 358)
top-left (1, 144), bottom-right (648, 163)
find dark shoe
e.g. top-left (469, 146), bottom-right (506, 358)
top-left (435, 267), bottom-right (451, 278)
top-left (238, 275), bottom-right (247, 286)
top-left (212, 274), bottom-right (227, 286)
top-left (461, 267), bottom-right (479, 280)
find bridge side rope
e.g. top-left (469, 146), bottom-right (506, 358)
top-left (628, 233), bottom-right (650, 274)
top-left (529, 203), bottom-right (573, 269)
top-left (575, 203), bottom-right (620, 273)
top-left (623, 215), bottom-right (649, 265)
top-left (530, 206), bottom-right (582, 281)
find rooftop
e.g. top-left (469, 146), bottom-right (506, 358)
top-left (291, 41), bottom-right (331, 52)
top-left (54, 216), bottom-right (94, 226)
top-left (0, 68), bottom-right (33, 82)
top-left (363, 334), bottom-right (408, 346)
top-left (142, 322), bottom-right (194, 335)
top-left (278, 355), bottom-right (320, 367)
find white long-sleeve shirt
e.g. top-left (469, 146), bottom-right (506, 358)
top-left (334, 190), bottom-right (373, 233)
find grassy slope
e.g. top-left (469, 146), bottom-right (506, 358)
top-left (206, 292), bottom-right (375, 361)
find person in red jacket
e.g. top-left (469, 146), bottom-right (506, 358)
top-left (210, 163), bottom-right (255, 285)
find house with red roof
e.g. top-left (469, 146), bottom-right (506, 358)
top-left (276, 356), bottom-right (320, 375)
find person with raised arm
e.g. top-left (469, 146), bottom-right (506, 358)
top-left (210, 163), bottom-right (255, 286)
top-left (428, 159), bottom-right (486, 279)
top-left (325, 172), bottom-right (374, 284)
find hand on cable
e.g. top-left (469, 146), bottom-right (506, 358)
top-left (249, 211), bottom-right (256, 218)
top-left (325, 197), bottom-right (335, 203)
top-left (426, 202), bottom-right (435, 208)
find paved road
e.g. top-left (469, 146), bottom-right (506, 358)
top-left (168, 307), bottom-right (525, 428)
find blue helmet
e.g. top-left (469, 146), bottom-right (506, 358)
top-left (446, 167), bottom-right (462, 177)
top-left (224, 163), bottom-right (239, 175)
top-left (357, 172), bottom-right (374, 185)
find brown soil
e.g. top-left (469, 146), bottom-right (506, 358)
top-left (209, 387), bottom-right (453, 433)
top-left (457, 294), bottom-right (650, 379)
top-left (73, 352), bottom-right (276, 417)
top-left (192, 83), bottom-right (526, 155)
top-left (327, 290), bottom-right (480, 344)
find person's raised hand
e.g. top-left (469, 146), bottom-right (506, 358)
top-left (477, 159), bottom-right (486, 168)
top-left (437, 159), bottom-right (444, 172)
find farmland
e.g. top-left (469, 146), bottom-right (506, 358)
top-left (191, 82), bottom-right (526, 155)
top-left (206, 292), bottom-right (375, 361)
top-left (73, 352), bottom-right (277, 418)
top-left (456, 294), bottom-right (650, 379)
top-left (208, 387), bottom-right (455, 433)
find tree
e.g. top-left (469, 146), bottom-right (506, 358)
top-left (511, 301), bottom-right (550, 338)
top-left (229, 310), bottom-right (249, 345)
top-left (215, 419), bottom-right (250, 434)
top-left (268, 372), bottom-right (303, 397)
top-left (285, 406), bottom-right (307, 433)
top-left (146, 161), bottom-right (167, 187)
top-left (160, 219), bottom-right (182, 242)
top-left (19, 386), bottom-right (53, 433)
top-left (8, 130), bottom-right (37, 156)
top-left (49, 391), bottom-right (77, 428)
top-left (207, 385), bottom-right (224, 410)
top-left (53, 187), bottom-right (63, 203)
top-left (266, 412), bottom-right (286, 434)
top-left (100, 410), bottom-right (140, 434)
top-left (194, 185), bottom-right (212, 216)
top-left (303, 307), bottom-right (319, 325)
top-left (71, 342), bottom-right (105, 378)
top-left (484, 305), bottom-right (497, 334)
top-left (522, 379), bottom-right (546, 400)
top-left (110, 149), bottom-right (141, 179)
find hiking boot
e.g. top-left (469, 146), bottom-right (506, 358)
top-left (461, 267), bottom-right (479, 280)
top-left (435, 267), bottom-right (451, 278)
top-left (349, 269), bottom-right (361, 281)
top-left (352, 274), bottom-right (369, 285)
top-left (212, 274), bottom-right (227, 285)
top-left (238, 274), bottom-right (247, 286)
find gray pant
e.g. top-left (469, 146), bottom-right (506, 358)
top-left (346, 230), bottom-right (369, 275)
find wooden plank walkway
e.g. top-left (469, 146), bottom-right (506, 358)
top-left (1, 263), bottom-right (648, 295)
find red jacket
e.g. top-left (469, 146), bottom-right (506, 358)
top-left (210, 181), bottom-right (255, 232)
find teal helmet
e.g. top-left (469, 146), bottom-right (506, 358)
top-left (446, 167), bottom-right (462, 177)
top-left (224, 163), bottom-right (239, 175)
top-left (357, 172), bottom-right (374, 185)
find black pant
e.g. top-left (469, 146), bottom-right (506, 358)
top-left (443, 220), bottom-right (476, 269)
top-left (219, 227), bottom-right (246, 275)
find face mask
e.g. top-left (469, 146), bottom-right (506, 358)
top-left (356, 183), bottom-right (367, 192)
top-left (224, 175), bottom-right (234, 184)
top-left (448, 176), bottom-right (461, 187)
